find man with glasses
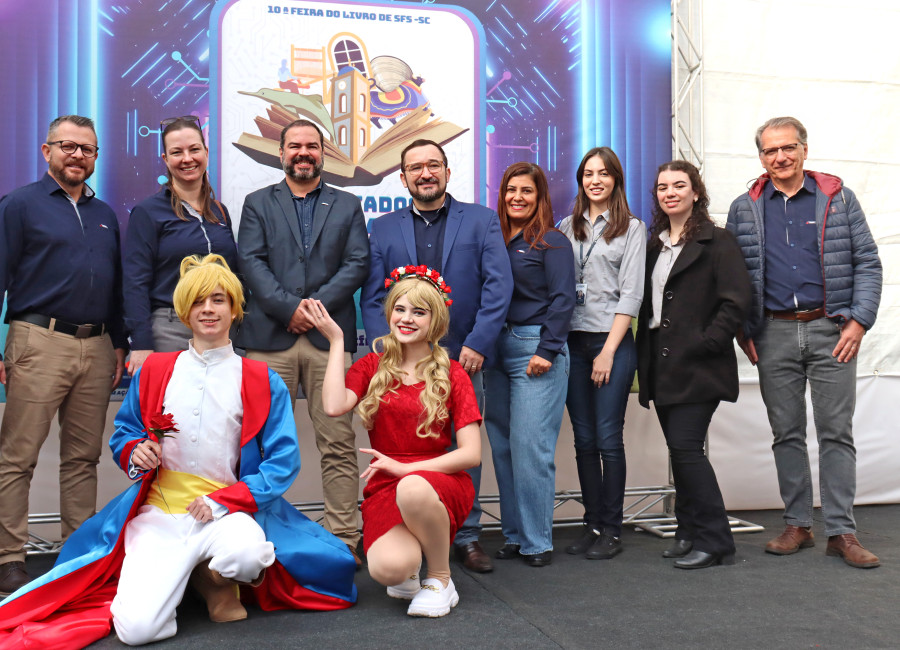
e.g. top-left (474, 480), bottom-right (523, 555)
top-left (0, 115), bottom-right (127, 595)
top-left (237, 119), bottom-right (369, 565)
top-left (361, 139), bottom-right (513, 573)
top-left (726, 116), bottom-right (882, 568)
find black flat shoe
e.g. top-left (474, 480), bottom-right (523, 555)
top-left (523, 551), bottom-right (552, 567)
top-left (495, 543), bottom-right (521, 560)
top-left (662, 539), bottom-right (694, 558)
top-left (585, 534), bottom-right (622, 560)
top-left (673, 549), bottom-right (735, 569)
top-left (565, 527), bottom-right (601, 555)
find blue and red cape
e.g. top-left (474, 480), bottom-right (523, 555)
top-left (0, 351), bottom-right (357, 649)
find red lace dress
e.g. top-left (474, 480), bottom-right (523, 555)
top-left (345, 353), bottom-right (482, 552)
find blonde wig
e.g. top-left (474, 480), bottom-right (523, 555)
top-left (358, 278), bottom-right (452, 438)
top-left (172, 254), bottom-right (244, 326)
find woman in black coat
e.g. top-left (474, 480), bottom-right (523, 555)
top-left (636, 161), bottom-right (751, 569)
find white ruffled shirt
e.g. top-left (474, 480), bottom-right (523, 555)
top-left (131, 342), bottom-right (244, 518)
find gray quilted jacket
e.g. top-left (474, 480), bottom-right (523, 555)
top-left (725, 171), bottom-right (881, 339)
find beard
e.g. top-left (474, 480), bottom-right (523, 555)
top-left (282, 154), bottom-right (323, 182)
top-left (48, 152), bottom-right (93, 189)
top-left (407, 177), bottom-right (446, 204)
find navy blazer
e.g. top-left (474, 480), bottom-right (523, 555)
top-left (360, 195), bottom-right (513, 363)
top-left (237, 180), bottom-right (369, 352)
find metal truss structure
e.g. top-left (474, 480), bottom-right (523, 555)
top-left (672, 0), bottom-right (704, 170)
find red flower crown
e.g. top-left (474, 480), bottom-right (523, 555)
top-left (384, 265), bottom-right (453, 306)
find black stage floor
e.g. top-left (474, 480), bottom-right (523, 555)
top-left (19, 504), bottom-right (900, 649)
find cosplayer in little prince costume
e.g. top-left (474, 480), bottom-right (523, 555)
top-left (0, 254), bottom-right (357, 648)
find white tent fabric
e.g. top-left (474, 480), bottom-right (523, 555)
top-left (700, 0), bottom-right (900, 506)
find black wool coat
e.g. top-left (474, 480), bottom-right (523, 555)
top-left (637, 221), bottom-right (752, 408)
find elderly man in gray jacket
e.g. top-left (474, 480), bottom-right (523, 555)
top-left (726, 116), bottom-right (882, 569)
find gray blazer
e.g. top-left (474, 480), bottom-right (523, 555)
top-left (237, 180), bottom-right (369, 352)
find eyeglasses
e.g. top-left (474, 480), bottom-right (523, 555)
top-left (47, 140), bottom-right (99, 158)
top-left (160, 115), bottom-right (202, 129)
top-left (760, 143), bottom-right (801, 159)
top-left (403, 160), bottom-right (445, 176)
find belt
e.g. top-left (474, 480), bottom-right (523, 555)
top-left (14, 313), bottom-right (106, 338)
top-left (764, 307), bottom-right (825, 322)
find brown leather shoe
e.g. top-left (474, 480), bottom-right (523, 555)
top-left (0, 561), bottom-right (30, 597)
top-left (189, 562), bottom-right (248, 623)
top-left (454, 541), bottom-right (493, 573)
top-left (765, 525), bottom-right (815, 555)
top-left (347, 544), bottom-right (363, 570)
top-left (826, 533), bottom-right (880, 569)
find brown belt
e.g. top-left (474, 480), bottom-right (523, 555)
top-left (764, 307), bottom-right (825, 322)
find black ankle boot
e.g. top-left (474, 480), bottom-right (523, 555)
top-left (565, 526), bottom-right (601, 555)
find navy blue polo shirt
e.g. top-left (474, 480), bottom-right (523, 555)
top-left (763, 174), bottom-right (823, 311)
top-left (412, 198), bottom-right (448, 272)
top-left (505, 229), bottom-right (576, 361)
top-left (123, 188), bottom-right (237, 349)
top-left (0, 173), bottom-right (127, 348)
top-left (291, 181), bottom-right (322, 253)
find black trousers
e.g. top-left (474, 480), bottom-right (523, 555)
top-left (654, 401), bottom-right (735, 555)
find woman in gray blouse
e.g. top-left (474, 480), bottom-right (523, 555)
top-left (558, 147), bottom-right (646, 560)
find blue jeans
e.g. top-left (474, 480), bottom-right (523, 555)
top-left (453, 371), bottom-right (484, 546)
top-left (484, 325), bottom-right (569, 555)
top-left (566, 330), bottom-right (635, 537)
top-left (755, 317), bottom-right (857, 536)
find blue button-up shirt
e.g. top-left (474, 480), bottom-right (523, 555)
top-left (124, 188), bottom-right (237, 349)
top-left (505, 229), bottom-right (576, 361)
top-left (291, 182), bottom-right (322, 252)
top-left (763, 174), bottom-right (823, 311)
top-left (0, 173), bottom-right (127, 348)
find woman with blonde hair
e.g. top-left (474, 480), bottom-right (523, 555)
top-left (304, 266), bottom-right (482, 617)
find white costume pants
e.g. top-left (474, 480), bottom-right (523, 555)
top-left (110, 505), bottom-right (275, 645)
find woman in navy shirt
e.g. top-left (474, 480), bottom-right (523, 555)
top-left (124, 117), bottom-right (238, 375)
top-left (484, 163), bottom-right (575, 567)
top-left (558, 147), bottom-right (646, 560)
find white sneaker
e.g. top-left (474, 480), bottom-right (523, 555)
top-left (386, 568), bottom-right (421, 600)
top-left (406, 578), bottom-right (459, 617)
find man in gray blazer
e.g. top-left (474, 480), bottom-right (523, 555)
top-left (238, 119), bottom-right (369, 563)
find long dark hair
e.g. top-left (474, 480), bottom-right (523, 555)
top-left (570, 147), bottom-right (632, 243)
top-left (162, 118), bottom-right (223, 225)
top-left (649, 160), bottom-right (712, 247)
top-left (497, 162), bottom-right (555, 249)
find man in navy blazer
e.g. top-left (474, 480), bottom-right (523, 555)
top-left (238, 119), bottom-right (369, 563)
top-left (361, 139), bottom-right (513, 572)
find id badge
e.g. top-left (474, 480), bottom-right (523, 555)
top-left (575, 283), bottom-right (587, 306)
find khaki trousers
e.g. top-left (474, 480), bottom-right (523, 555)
top-left (247, 335), bottom-right (360, 546)
top-left (0, 321), bottom-right (116, 562)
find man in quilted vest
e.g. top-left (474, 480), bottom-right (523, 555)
top-left (726, 116), bottom-right (882, 569)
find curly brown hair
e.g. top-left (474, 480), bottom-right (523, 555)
top-left (648, 160), bottom-right (711, 249)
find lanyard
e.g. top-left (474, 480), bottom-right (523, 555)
top-left (578, 219), bottom-right (607, 283)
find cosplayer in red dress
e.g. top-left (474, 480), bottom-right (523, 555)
top-left (303, 266), bottom-right (482, 618)
top-left (346, 353), bottom-right (479, 552)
